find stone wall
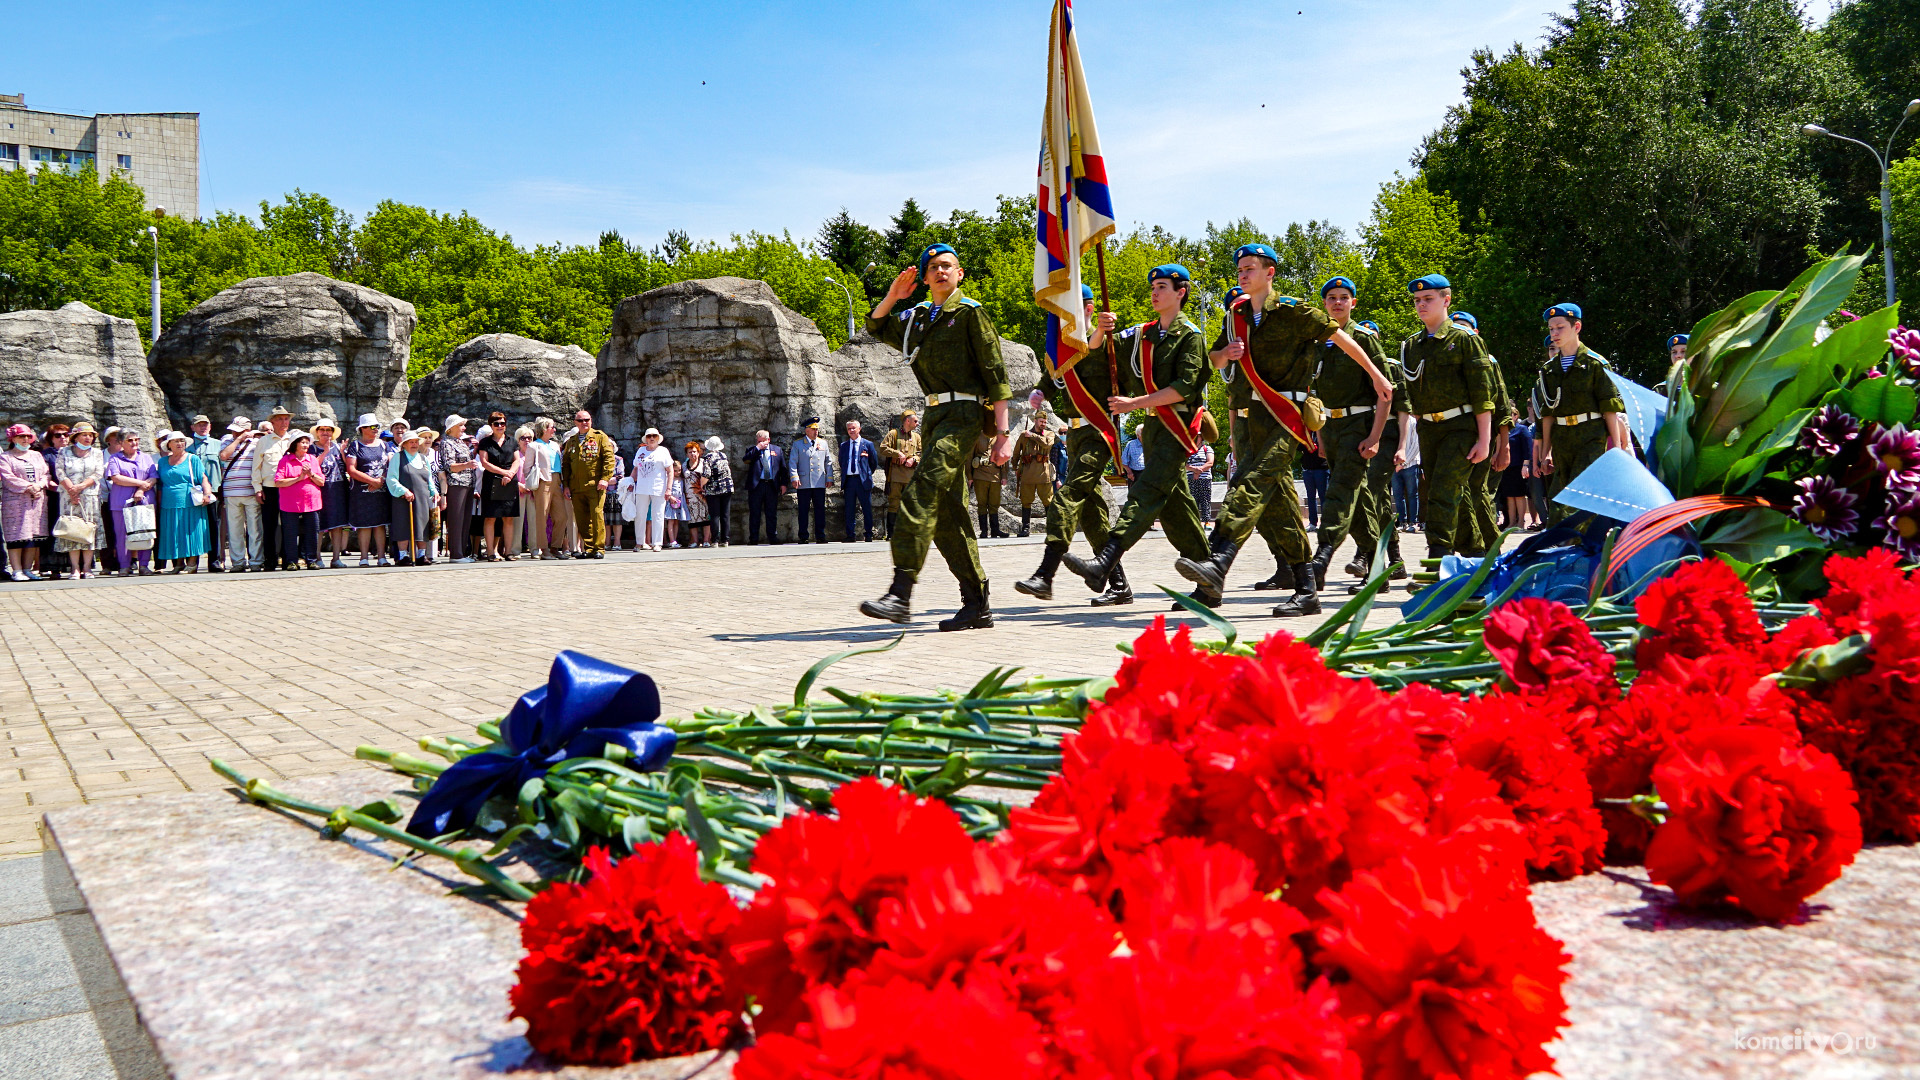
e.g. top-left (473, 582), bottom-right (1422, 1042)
top-left (0, 302), bottom-right (170, 436)
top-left (148, 272), bottom-right (413, 432)
top-left (408, 333), bottom-right (595, 431)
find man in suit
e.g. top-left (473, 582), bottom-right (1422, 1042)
top-left (839, 419), bottom-right (878, 542)
top-left (790, 416), bottom-right (835, 544)
top-left (743, 430), bottom-right (788, 544)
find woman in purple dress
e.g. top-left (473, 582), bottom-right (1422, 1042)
top-left (105, 432), bottom-right (160, 576)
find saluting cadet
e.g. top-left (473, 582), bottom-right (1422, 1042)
top-left (1536, 303), bottom-right (1627, 522)
top-left (1397, 275), bottom-right (1497, 559)
top-left (1309, 276), bottom-right (1406, 584)
top-left (1059, 264), bottom-right (1212, 600)
top-left (1448, 310), bottom-right (1512, 557)
top-left (859, 244), bottom-right (1013, 631)
top-left (1175, 244), bottom-right (1390, 617)
top-left (1017, 285), bottom-right (1130, 605)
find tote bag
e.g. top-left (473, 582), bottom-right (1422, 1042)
top-left (122, 501), bottom-right (157, 551)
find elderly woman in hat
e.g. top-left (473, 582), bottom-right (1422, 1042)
top-left (434, 415), bottom-right (478, 562)
top-left (475, 412), bottom-right (521, 561)
top-left (630, 428), bottom-right (672, 552)
top-left (1, 423), bottom-right (56, 581)
top-left (385, 427), bottom-right (444, 566)
top-left (344, 414), bottom-right (392, 567)
top-left (54, 422), bottom-right (105, 578)
top-left (105, 430), bottom-right (159, 576)
top-left (308, 418), bottom-right (350, 567)
top-left (36, 424), bottom-right (71, 578)
top-left (157, 430), bottom-right (215, 572)
top-left (271, 429), bottom-right (325, 569)
top-left (701, 435), bottom-right (733, 547)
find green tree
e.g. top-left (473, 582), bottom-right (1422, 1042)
top-left (1355, 173), bottom-right (1472, 345)
top-left (1892, 151), bottom-right (1920, 307)
top-left (815, 207), bottom-right (885, 301)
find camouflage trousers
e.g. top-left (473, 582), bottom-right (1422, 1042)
top-left (1219, 409), bottom-right (1309, 565)
top-left (890, 402), bottom-right (988, 587)
top-left (1045, 425), bottom-right (1113, 550)
top-left (1416, 412), bottom-right (1481, 555)
top-left (1315, 412), bottom-right (1398, 552)
top-left (1112, 423), bottom-right (1209, 559)
top-left (1545, 421), bottom-right (1609, 523)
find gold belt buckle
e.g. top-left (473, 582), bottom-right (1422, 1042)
top-left (926, 394), bottom-right (941, 408)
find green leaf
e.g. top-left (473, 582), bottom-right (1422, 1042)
top-left (1698, 254), bottom-right (1866, 445)
top-left (1655, 378), bottom-right (1697, 495)
top-left (1684, 288), bottom-right (1780, 388)
top-left (621, 812), bottom-right (655, 851)
top-left (793, 633), bottom-right (904, 707)
top-left (1720, 408), bottom-right (1814, 494)
top-left (1842, 377), bottom-right (1919, 429)
top-left (1698, 508), bottom-right (1825, 567)
top-left (353, 799), bottom-right (403, 824)
top-left (1159, 586), bottom-right (1240, 645)
top-left (680, 792), bottom-right (722, 868)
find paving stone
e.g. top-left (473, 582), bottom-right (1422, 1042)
top-left (0, 1013), bottom-right (116, 1080)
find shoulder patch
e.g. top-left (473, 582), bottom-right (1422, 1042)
top-left (1351, 322), bottom-right (1377, 337)
top-left (1587, 349), bottom-right (1611, 367)
top-left (1117, 325), bottom-right (1141, 340)
top-left (952, 297), bottom-right (982, 309)
top-left (1272, 296), bottom-right (1300, 307)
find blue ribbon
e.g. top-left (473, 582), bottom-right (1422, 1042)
top-left (406, 650), bottom-right (678, 838)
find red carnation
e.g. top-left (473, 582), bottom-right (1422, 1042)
top-left (509, 837), bottom-right (744, 1065)
top-left (1439, 692), bottom-right (1606, 881)
top-left (1816, 548), bottom-right (1920, 638)
top-left (1313, 835), bottom-right (1571, 1080)
top-left (1635, 558), bottom-right (1767, 671)
top-left (1645, 726), bottom-right (1862, 922)
top-left (1482, 597), bottom-right (1616, 694)
top-left (727, 779), bottom-right (974, 1034)
top-left (735, 977), bottom-right (1053, 1080)
top-left (1099, 617), bottom-right (1243, 745)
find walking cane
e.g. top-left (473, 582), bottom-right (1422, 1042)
top-left (407, 497), bottom-right (416, 565)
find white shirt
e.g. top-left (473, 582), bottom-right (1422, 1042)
top-left (631, 445), bottom-right (672, 497)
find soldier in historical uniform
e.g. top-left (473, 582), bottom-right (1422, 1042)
top-left (1016, 285), bottom-right (1129, 605)
top-left (1011, 402), bottom-right (1055, 537)
top-left (1174, 244), bottom-right (1391, 616)
top-left (559, 410), bottom-right (619, 559)
top-left (970, 432), bottom-right (1007, 539)
top-left (1307, 276), bottom-right (1405, 584)
top-left (879, 409), bottom-right (920, 540)
top-left (1396, 275), bottom-right (1497, 558)
top-left (859, 244), bottom-right (1012, 631)
top-left (1060, 264), bottom-right (1213, 604)
top-left (1536, 303), bottom-right (1627, 522)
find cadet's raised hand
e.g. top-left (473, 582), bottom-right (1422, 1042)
top-left (884, 268), bottom-right (919, 305)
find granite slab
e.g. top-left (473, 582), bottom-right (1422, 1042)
top-left (43, 771), bottom-right (1920, 1079)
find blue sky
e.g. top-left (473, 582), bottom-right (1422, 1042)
top-left (17, 0), bottom-right (1836, 251)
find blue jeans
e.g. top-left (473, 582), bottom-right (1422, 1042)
top-left (1393, 466), bottom-right (1422, 526)
top-left (1303, 468), bottom-right (1330, 529)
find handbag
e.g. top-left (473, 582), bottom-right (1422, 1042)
top-left (54, 515), bottom-right (94, 544)
top-left (122, 501), bottom-right (157, 551)
top-left (189, 456), bottom-right (214, 505)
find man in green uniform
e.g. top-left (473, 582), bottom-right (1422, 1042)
top-left (971, 433), bottom-right (1007, 538)
top-left (1536, 302), bottom-right (1627, 522)
top-left (1447, 310), bottom-right (1513, 557)
top-left (1016, 285), bottom-right (1131, 605)
top-left (879, 409), bottom-right (920, 540)
top-left (1059, 264), bottom-right (1212, 598)
top-left (1012, 404), bottom-right (1055, 537)
top-left (1397, 275), bottom-right (1497, 558)
top-left (1307, 276), bottom-right (1403, 585)
top-left (1214, 287), bottom-right (1304, 594)
top-left (1174, 244), bottom-right (1391, 617)
top-left (859, 243), bottom-right (1013, 631)
top-left (1341, 318), bottom-right (1410, 581)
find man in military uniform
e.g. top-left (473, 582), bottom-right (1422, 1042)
top-left (1340, 318), bottom-right (1409, 581)
top-left (1396, 275), bottom-right (1497, 558)
top-left (560, 409), bottom-right (619, 559)
top-left (1060, 264), bottom-right (1213, 602)
top-left (1537, 303), bottom-right (1627, 522)
top-left (1213, 285), bottom-right (1298, 593)
top-left (1015, 285), bottom-right (1129, 605)
top-left (879, 410), bottom-right (920, 539)
top-left (859, 244), bottom-right (1012, 631)
top-left (1012, 400), bottom-right (1055, 536)
top-left (1447, 311), bottom-right (1513, 557)
top-left (971, 432), bottom-right (1007, 538)
top-left (1307, 276), bottom-right (1405, 585)
top-left (1174, 244), bottom-right (1391, 616)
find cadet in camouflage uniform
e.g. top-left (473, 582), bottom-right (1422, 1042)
top-left (1174, 244), bottom-right (1390, 617)
top-left (1447, 310), bottom-right (1512, 557)
top-left (1343, 318), bottom-right (1410, 581)
top-left (1398, 275), bottom-right (1497, 558)
top-left (1060, 264), bottom-right (1211, 600)
top-left (1537, 302), bottom-right (1627, 522)
top-left (1017, 286), bottom-right (1131, 605)
top-left (859, 244), bottom-right (1013, 631)
top-left (1223, 284), bottom-right (1305, 594)
top-left (970, 433), bottom-right (1006, 538)
top-left (1308, 276), bottom-right (1404, 585)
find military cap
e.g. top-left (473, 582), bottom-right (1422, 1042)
top-left (1666, 333), bottom-right (1690, 349)
top-left (1149, 263), bottom-right (1192, 287)
top-left (1319, 275), bottom-right (1358, 297)
top-left (917, 243), bottom-right (957, 277)
top-left (1408, 274), bottom-right (1451, 293)
top-left (1543, 302), bottom-right (1583, 322)
top-left (1233, 243), bottom-right (1280, 264)
top-left (803, 415), bottom-right (821, 427)
top-left (1359, 320), bottom-right (1382, 335)
top-left (1081, 283), bottom-right (1094, 302)
top-left (1450, 311), bottom-right (1478, 330)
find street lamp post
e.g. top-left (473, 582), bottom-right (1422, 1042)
top-left (823, 276), bottom-right (856, 340)
top-left (1802, 98), bottom-right (1920, 307)
top-left (146, 223), bottom-right (162, 343)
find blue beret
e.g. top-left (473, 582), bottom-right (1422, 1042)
top-left (1543, 303), bottom-right (1582, 322)
top-left (1149, 263), bottom-right (1192, 287)
top-left (1359, 320), bottom-right (1381, 334)
top-left (1450, 310), bottom-right (1478, 330)
top-left (917, 243), bottom-right (956, 277)
top-left (1320, 275), bottom-right (1358, 298)
top-left (1666, 333), bottom-right (1690, 349)
top-left (1408, 274), bottom-right (1450, 293)
top-left (1234, 243), bottom-right (1279, 264)
top-left (1080, 283), bottom-right (1095, 302)
top-left (1543, 335), bottom-right (1553, 347)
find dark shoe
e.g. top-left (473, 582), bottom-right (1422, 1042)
top-left (990, 516), bottom-right (1006, 539)
top-left (938, 580), bottom-right (995, 631)
top-left (1018, 509), bottom-right (1032, 537)
top-left (1343, 552), bottom-right (1369, 577)
top-left (591, 551), bottom-right (605, 559)
top-left (1061, 537), bottom-right (1123, 592)
top-left (1171, 585), bottom-right (1221, 610)
top-left (1272, 563), bottom-right (1321, 617)
top-left (1174, 528), bottom-right (1238, 592)
top-left (1386, 532), bottom-right (1407, 579)
top-left (860, 568), bottom-right (915, 624)
top-left (1013, 542), bottom-right (1066, 600)
top-left (1252, 563), bottom-right (1296, 591)
top-left (1091, 561), bottom-right (1133, 606)
top-left (1308, 541), bottom-right (1337, 591)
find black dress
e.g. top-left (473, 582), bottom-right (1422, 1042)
top-left (478, 435), bottom-right (519, 518)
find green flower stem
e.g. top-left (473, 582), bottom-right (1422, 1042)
top-left (353, 747), bottom-right (449, 777)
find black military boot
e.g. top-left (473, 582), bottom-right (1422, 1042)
top-left (1171, 584), bottom-right (1222, 610)
top-left (1174, 527), bottom-right (1238, 592)
top-left (1343, 540), bottom-right (1370, 578)
top-left (1018, 508), bottom-right (1032, 537)
top-left (1014, 542), bottom-right (1067, 600)
top-left (1251, 561), bottom-right (1295, 591)
top-left (1091, 560), bottom-right (1133, 606)
top-left (990, 513), bottom-right (1006, 539)
top-left (884, 512), bottom-right (895, 540)
top-left (1308, 541), bottom-right (1338, 590)
top-left (976, 510), bottom-right (989, 539)
top-left (1272, 563), bottom-right (1320, 617)
top-left (1061, 537), bottom-right (1122, 592)
top-left (1386, 530), bottom-right (1407, 579)
top-left (939, 580), bottom-right (995, 631)
top-left (859, 568), bottom-right (915, 624)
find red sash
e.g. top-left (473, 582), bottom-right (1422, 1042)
top-left (1230, 296), bottom-right (1313, 450)
top-left (1136, 323), bottom-right (1204, 455)
top-left (1061, 348), bottom-right (1122, 462)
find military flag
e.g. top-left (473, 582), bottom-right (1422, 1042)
top-left (1033, 0), bottom-right (1116, 381)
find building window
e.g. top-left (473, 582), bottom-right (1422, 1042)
top-left (29, 147), bottom-right (97, 174)
top-left (0, 145), bottom-right (17, 162)
top-left (116, 154), bottom-right (132, 170)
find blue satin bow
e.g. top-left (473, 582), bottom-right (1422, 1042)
top-left (406, 650), bottom-right (678, 838)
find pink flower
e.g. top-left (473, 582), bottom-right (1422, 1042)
top-left (1797, 405), bottom-right (1860, 457)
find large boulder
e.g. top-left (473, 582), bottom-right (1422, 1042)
top-left (409, 334), bottom-right (596, 430)
top-left (148, 272), bottom-right (413, 432)
top-left (0, 302), bottom-right (170, 436)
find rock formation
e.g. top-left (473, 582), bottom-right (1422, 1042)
top-left (147, 272), bottom-right (413, 432)
top-left (409, 334), bottom-right (596, 429)
top-left (0, 302), bottom-right (170, 435)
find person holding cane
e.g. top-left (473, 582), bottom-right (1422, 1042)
top-left (385, 429), bottom-right (443, 566)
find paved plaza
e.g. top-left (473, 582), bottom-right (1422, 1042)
top-left (0, 531), bottom-right (1403, 860)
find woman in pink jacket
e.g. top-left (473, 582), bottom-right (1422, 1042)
top-left (273, 433), bottom-right (326, 570)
